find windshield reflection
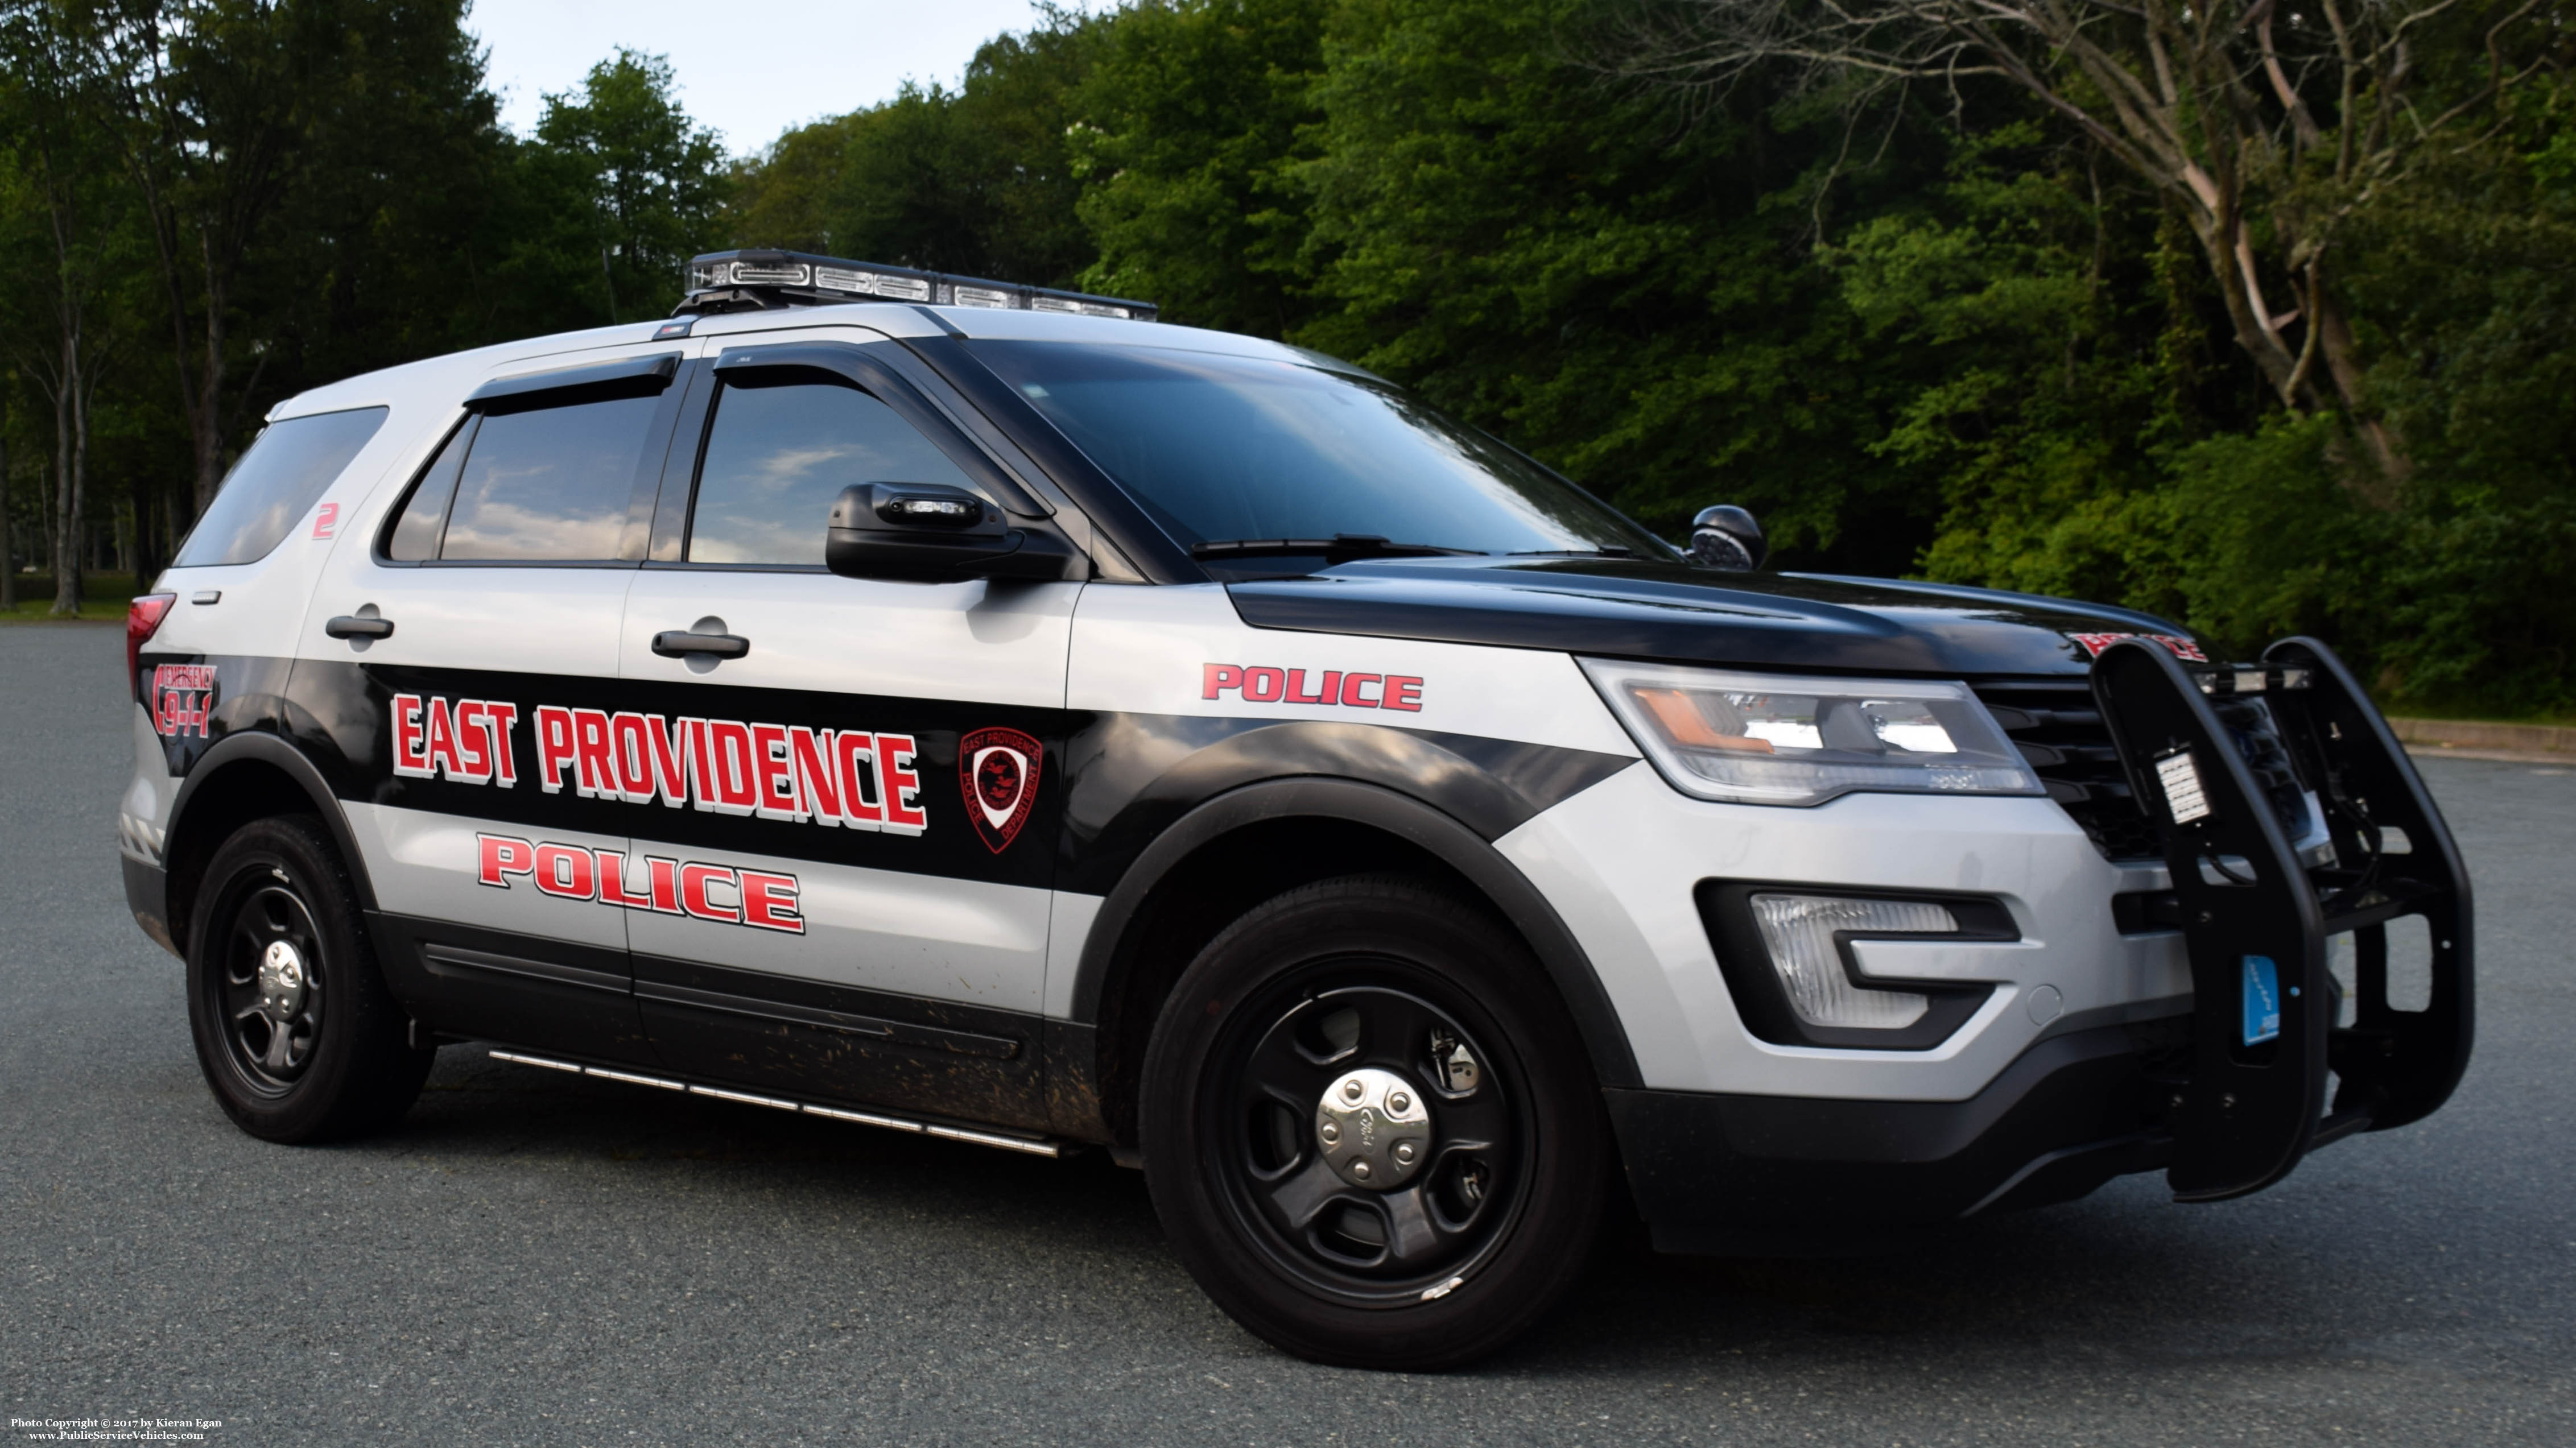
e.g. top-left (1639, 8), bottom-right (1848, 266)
top-left (968, 341), bottom-right (1666, 566)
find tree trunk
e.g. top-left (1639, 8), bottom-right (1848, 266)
top-left (191, 308), bottom-right (227, 514)
top-left (2185, 205), bottom-right (2405, 485)
top-left (129, 466), bottom-right (159, 588)
top-left (0, 432), bottom-right (15, 611)
top-left (51, 327), bottom-right (86, 618)
top-left (2304, 287), bottom-right (2404, 485)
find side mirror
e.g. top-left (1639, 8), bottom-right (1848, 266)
top-left (1687, 504), bottom-right (1766, 572)
top-left (825, 483), bottom-right (1077, 582)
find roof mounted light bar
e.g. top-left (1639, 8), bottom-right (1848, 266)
top-left (676, 249), bottom-right (1157, 322)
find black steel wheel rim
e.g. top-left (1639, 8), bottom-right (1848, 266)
top-left (211, 875), bottom-right (327, 1095)
top-left (1202, 959), bottom-right (1531, 1306)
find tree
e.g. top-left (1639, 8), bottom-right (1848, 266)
top-left (1, 0), bottom-right (126, 614)
top-left (722, 10), bottom-right (1109, 287)
top-left (531, 49), bottom-right (728, 322)
top-left (1608, 0), bottom-right (2569, 482)
top-left (95, 0), bottom-right (357, 517)
top-left (258, 0), bottom-right (511, 383)
top-left (1290, 0), bottom-right (1963, 566)
top-left (1071, 0), bottom-right (1329, 334)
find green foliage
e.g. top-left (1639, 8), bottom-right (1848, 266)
top-left (3, 0), bottom-right (2567, 711)
top-left (523, 49), bottom-right (729, 325)
top-left (1071, 0), bottom-right (1328, 334)
top-left (1282, 0), bottom-right (1951, 569)
top-left (724, 13), bottom-right (1107, 287)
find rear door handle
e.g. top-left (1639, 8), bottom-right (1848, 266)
top-left (324, 615), bottom-right (394, 639)
top-left (652, 630), bottom-right (750, 659)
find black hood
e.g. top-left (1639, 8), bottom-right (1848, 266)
top-left (1224, 556), bottom-right (2191, 678)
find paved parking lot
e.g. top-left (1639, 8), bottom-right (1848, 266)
top-left (2, 623), bottom-right (2569, 1445)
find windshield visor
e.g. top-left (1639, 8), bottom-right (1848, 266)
top-left (967, 341), bottom-right (1663, 568)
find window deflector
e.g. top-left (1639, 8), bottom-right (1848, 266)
top-left (709, 345), bottom-right (1046, 519)
top-left (376, 353), bottom-right (694, 568)
top-left (467, 351), bottom-right (680, 411)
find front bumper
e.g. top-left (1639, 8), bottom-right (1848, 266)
top-left (1605, 1021), bottom-right (2174, 1251)
top-left (1496, 760), bottom-right (2188, 1102)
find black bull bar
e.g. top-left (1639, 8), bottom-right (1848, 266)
top-left (2090, 636), bottom-right (2474, 1202)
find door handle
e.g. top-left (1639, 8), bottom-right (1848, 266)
top-left (652, 630), bottom-right (750, 660)
top-left (324, 614), bottom-right (394, 639)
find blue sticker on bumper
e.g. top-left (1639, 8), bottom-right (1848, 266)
top-left (2242, 954), bottom-right (2282, 1045)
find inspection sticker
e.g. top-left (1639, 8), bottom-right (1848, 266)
top-left (2243, 955), bottom-right (2282, 1046)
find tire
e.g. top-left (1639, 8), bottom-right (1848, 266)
top-left (185, 815), bottom-right (432, 1143)
top-left (1139, 875), bottom-right (1610, 1370)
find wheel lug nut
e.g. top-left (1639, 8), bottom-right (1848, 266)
top-left (1394, 1143), bottom-right (1416, 1165)
top-left (1351, 1160), bottom-right (1371, 1180)
top-left (1319, 1122), bottom-right (1340, 1145)
top-left (1388, 1091), bottom-right (1410, 1114)
top-left (1341, 1079), bottom-right (1364, 1102)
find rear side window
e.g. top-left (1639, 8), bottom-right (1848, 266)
top-left (172, 407), bottom-right (387, 568)
top-left (383, 417), bottom-right (474, 562)
top-left (391, 392), bottom-right (662, 562)
top-left (686, 377), bottom-right (975, 566)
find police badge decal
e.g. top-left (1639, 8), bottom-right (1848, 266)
top-left (959, 726), bottom-right (1043, 854)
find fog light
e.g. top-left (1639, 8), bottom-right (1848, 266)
top-left (1748, 894), bottom-right (1959, 1030)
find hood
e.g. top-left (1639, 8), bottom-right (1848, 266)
top-left (1223, 555), bottom-right (2191, 678)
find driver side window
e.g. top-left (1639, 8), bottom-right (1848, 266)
top-left (686, 376), bottom-right (976, 566)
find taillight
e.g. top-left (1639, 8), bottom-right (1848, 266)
top-left (126, 594), bottom-right (175, 684)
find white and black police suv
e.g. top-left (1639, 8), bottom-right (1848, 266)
top-left (119, 250), bottom-right (2472, 1369)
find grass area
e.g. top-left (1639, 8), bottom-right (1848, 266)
top-left (2383, 701), bottom-right (2576, 730)
top-left (0, 572), bottom-right (138, 623)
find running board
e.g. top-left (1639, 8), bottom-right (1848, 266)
top-left (486, 1049), bottom-right (1068, 1159)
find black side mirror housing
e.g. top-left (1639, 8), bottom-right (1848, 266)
top-left (825, 483), bottom-right (1078, 582)
top-left (1687, 504), bottom-right (1766, 572)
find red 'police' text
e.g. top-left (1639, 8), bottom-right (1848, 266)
top-left (475, 833), bottom-right (804, 933)
top-left (1202, 664), bottom-right (1422, 711)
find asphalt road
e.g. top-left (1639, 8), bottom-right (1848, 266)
top-left (3, 623), bottom-right (2570, 1447)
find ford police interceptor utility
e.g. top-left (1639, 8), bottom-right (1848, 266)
top-left (118, 250), bottom-right (2472, 1370)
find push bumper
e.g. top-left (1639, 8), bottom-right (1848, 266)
top-left (2089, 636), bottom-right (2473, 1201)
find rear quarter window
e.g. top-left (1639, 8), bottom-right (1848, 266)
top-left (172, 407), bottom-right (389, 568)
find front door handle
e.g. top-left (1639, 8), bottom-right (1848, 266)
top-left (324, 614), bottom-right (394, 639)
top-left (652, 629), bottom-right (750, 659)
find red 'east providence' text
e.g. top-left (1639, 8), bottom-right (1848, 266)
top-left (389, 693), bottom-right (927, 834)
top-left (1202, 664), bottom-right (1422, 711)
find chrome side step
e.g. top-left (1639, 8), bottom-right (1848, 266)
top-left (486, 1049), bottom-right (1066, 1158)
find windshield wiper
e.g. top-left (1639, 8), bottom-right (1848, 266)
top-left (1505, 546), bottom-right (1637, 557)
top-left (1189, 534), bottom-right (1485, 562)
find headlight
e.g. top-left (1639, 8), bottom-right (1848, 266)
top-left (1578, 660), bottom-right (2042, 806)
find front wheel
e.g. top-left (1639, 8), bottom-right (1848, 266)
top-left (185, 815), bottom-right (431, 1143)
top-left (1139, 876), bottom-right (1610, 1370)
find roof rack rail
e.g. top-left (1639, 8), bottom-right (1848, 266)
top-left (675, 249), bottom-right (1158, 322)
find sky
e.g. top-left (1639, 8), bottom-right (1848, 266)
top-left (466, 0), bottom-right (1069, 156)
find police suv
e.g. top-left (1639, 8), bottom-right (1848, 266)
top-left (119, 250), bottom-right (2472, 1369)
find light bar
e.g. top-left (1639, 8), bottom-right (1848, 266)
top-left (678, 249), bottom-right (1157, 322)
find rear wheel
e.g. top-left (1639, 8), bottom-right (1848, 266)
top-left (185, 816), bottom-right (431, 1143)
top-left (1140, 875), bottom-right (1609, 1369)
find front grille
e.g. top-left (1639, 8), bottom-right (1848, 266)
top-left (1971, 679), bottom-right (2164, 860)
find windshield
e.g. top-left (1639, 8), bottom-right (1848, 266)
top-left (967, 341), bottom-right (1666, 569)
